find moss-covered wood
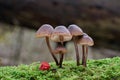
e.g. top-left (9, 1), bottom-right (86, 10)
top-left (0, 57), bottom-right (120, 80)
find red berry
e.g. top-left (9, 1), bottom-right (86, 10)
top-left (39, 62), bottom-right (50, 70)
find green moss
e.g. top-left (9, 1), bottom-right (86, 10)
top-left (0, 57), bottom-right (120, 80)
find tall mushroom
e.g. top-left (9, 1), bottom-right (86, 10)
top-left (68, 24), bottom-right (83, 66)
top-left (77, 33), bottom-right (94, 67)
top-left (36, 24), bottom-right (58, 65)
top-left (51, 25), bottom-right (72, 67)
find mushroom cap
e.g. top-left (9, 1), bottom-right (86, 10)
top-left (50, 26), bottom-right (72, 42)
top-left (53, 46), bottom-right (67, 54)
top-left (83, 33), bottom-right (88, 36)
top-left (36, 24), bottom-right (54, 38)
top-left (78, 35), bottom-right (94, 46)
top-left (68, 24), bottom-right (83, 36)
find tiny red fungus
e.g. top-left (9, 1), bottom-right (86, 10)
top-left (39, 62), bottom-right (50, 70)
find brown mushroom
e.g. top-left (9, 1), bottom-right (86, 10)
top-left (36, 24), bottom-right (58, 65)
top-left (53, 46), bottom-right (67, 54)
top-left (51, 25), bottom-right (72, 43)
top-left (51, 25), bottom-right (72, 67)
top-left (77, 33), bottom-right (94, 67)
top-left (68, 24), bottom-right (83, 66)
top-left (53, 44), bottom-right (67, 68)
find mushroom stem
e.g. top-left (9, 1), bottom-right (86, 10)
top-left (85, 45), bottom-right (88, 66)
top-left (59, 36), bottom-right (64, 68)
top-left (45, 37), bottom-right (59, 65)
top-left (59, 42), bottom-right (64, 68)
top-left (82, 45), bottom-right (87, 67)
top-left (73, 37), bottom-right (80, 66)
top-left (59, 35), bottom-right (64, 45)
top-left (59, 53), bottom-right (64, 68)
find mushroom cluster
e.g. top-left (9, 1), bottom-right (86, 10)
top-left (36, 24), bottom-right (94, 67)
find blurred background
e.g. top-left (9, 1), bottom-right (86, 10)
top-left (0, 0), bottom-right (120, 66)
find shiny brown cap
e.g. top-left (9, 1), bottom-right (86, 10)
top-left (78, 34), bottom-right (94, 46)
top-left (50, 26), bottom-right (72, 42)
top-left (53, 46), bottom-right (67, 54)
top-left (68, 24), bottom-right (83, 36)
top-left (36, 24), bottom-right (54, 38)
top-left (83, 33), bottom-right (88, 36)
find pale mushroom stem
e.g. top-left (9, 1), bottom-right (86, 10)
top-left (45, 37), bottom-right (59, 65)
top-left (82, 45), bottom-right (87, 67)
top-left (73, 37), bottom-right (80, 66)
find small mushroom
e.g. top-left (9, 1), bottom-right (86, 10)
top-left (77, 33), bottom-right (94, 67)
top-left (53, 44), bottom-right (67, 68)
top-left (36, 24), bottom-right (58, 65)
top-left (51, 25), bottom-right (72, 67)
top-left (53, 45), bottom-right (67, 54)
top-left (68, 24), bottom-right (83, 66)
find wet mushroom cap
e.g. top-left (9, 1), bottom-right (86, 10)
top-left (36, 24), bottom-right (54, 38)
top-left (50, 26), bottom-right (72, 42)
top-left (68, 24), bottom-right (83, 36)
top-left (53, 46), bottom-right (67, 54)
top-left (83, 33), bottom-right (88, 36)
top-left (77, 35), bottom-right (94, 46)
